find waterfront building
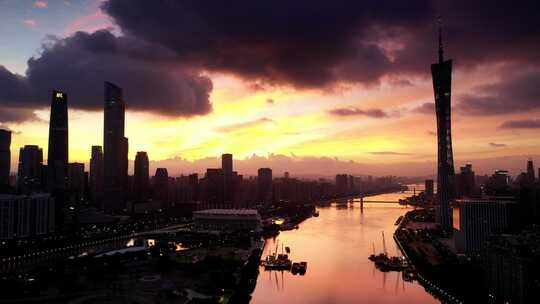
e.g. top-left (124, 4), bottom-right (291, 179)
top-left (153, 168), bottom-right (169, 208)
top-left (134, 151), bottom-right (150, 201)
top-left (257, 168), bottom-right (272, 204)
top-left (89, 146), bottom-right (104, 206)
top-left (17, 145), bottom-right (43, 193)
top-left (335, 174), bottom-right (348, 197)
top-left (432, 24), bottom-right (456, 232)
top-left (454, 198), bottom-right (517, 254)
top-left (193, 209), bottom-right (262, 232)
top-left (0, 129), bottom-right (11, 188)
top-left (0, 193), bottom-right (55, 240)
top-left (103, 82), bottom-right (128, 211)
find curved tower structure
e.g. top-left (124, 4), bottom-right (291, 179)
top-left (431, 23), bottom-right (455, 232)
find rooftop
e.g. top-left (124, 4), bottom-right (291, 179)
top-left (194, 209), bottom-right (259, 216)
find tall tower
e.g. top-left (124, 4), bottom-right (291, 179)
top-left (431, 21), bottom-right (455, 232)
top-left (89, 146), bottom-right (104, 206)
top-left (18, 145), bottom-right (43, 193)
top-left (0, 129), bottom-right (11, 187)
top-left (134, 151), bottom-right (150, 201)
top-left (47, 90), bottom-right (68, 192)
top-left (103, 82), bottom-right (128, 211)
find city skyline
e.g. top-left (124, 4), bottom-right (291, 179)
top-left (0, 0), bottom-right (539, 177)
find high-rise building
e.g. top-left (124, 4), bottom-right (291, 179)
top-left (0, 193), bottom-right (55, 240)
top-left (222, 153), bottom-right (233, 205)
top-left (432, 24), bottom-right (455, 232)
top-left (526, 159), bottom-right (535, 183)
top-left (335, 174), bottom-right (348, 197)
top-left (17, 145), bottom-right (43, 193)
top-left (47, 90), bottom-right (68, 192)
top-left (89, 146), bottom-right (104, 206)
top-left (453, 198), bottom-right (518, 254)
top-left (103, 82), bottom-right (128, 211)
top-left (257, 168), bottom-right (272, 204)
top-left (456, 163), bottom-right (475, 198)
top-left (134, 151), bottom-right (150, 201)
top-left (68, 163), bottom-right (85, 202)
top-left (0, 129), bottom-right (11, 188)
top-left (153, 168), bottom-right (169, 208)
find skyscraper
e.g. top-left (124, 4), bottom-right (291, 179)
top-left (0, 129), bottom-right (11, 188)
top-left (222, 153), bottom-right (233, 205)
top-left (17, 145), bottom-right (43, 193)
top-left (526, 159), bottom-right (535, 183)
top-left (89, 146), bottom-right (104, 206)
top-left (103, 82), bottom-right (128, 211)
top-left (134, 151), bottom-right (150, 201)
top-left (68, 162), bottom-right (85, 202)
top-left (153, 168), bottom-right (169, 208)
top-left (47, 90), bottom-right (68, 192)
top-left (432, 23), bottom-right (455, 232)
top-left (257, 168), bottom-right (272, 204)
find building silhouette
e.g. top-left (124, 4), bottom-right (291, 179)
top-left (89, 146), bottom-right (104, 206)
top-left (134, 151), bottom-right (150, 201)
top-left (103, 82), bottom-right (128, 211)
top-left (526, 159), bottom-right (535, 183)
top-left (68, 162), bottom-right (85, 203)
top-left (17, 145), bottom-right (43, 194)
top-left (222, 153), bottom-right (233, 205)
top-left (257, 168), bottom-right (272, 204)
top-left (431, 24), bottom-right (455, 232)
top-left (0, 129), bottom-right (11, 188)
top-left (425, 179), bottom-right (434, 198)
top-left (153, 168), bottom-right (169, 208)
top-left (456, 163), bottom-right (476, 198)
top-left (47, 90), bottom-right (68, 192)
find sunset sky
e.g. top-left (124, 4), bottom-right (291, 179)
top-left (1, 0), bottom-right (539, 177)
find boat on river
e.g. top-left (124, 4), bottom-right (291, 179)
top-left (263, 242), bottom-right (292, 270)
top-left (369, 231), bottom-right (409, 272)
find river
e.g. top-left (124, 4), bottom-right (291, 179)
top-left (250, 187), bottom-right (439, 304)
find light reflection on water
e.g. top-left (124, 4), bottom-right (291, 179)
top-left (250, 187), bottom-right (439, 304)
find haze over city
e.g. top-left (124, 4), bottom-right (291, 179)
top-left (1, 0), bottom-right (539, 177)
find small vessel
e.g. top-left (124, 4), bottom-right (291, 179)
top-left (263, 242), bottom-right (292, 270)
top-left (313, 210), bottom-right (319, 217)
top-left (285, 246), bottom-right (291, 254)
top-left (291, 262), bottom-right (300, 274)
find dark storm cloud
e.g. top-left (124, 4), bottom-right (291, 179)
top-left (102, 0), bottom-right (434, 88)
top-left (329, 107), bottom-right (389, 118)
top-left (0, 108), bottom-right (40, 123)
top-left (500, 119), bottom-right (540, 129)
top-left (0, 30), bottom-right (212, 119)
top-left (489, 142), bottom-right (506, 148)
top-left (457, 69), bottom-right (540, 116)
top-left (102, 0), bottom-right (540, 89)
top-left (369, 151), bottom-right (411, 156)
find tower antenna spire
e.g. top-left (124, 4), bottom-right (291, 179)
top-left (438, 16), bottom-right (444, 63)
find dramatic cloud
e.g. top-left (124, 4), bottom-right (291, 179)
top-left (412, 102), bottom-right (434, 114)
top-left (217, 118), bottom-right (273, 133)
top-left (0, 30), bottom-right (212, 119)
top-left (33, 1), bottom-right (48, 8)
top-left (329, 107), bottom-right (389, 118)
top-left (500, 119), bottom-right (540, 129)
top-left (458, 69), bottom-right (540, 115)
top-left (22, 19), bottom-right (37, 27)
top-left (369, 151), bottom-right (411, 156)
top-left (489, 142), bottom-right (506, 148)
top-left (101, 0), bottom-right (540, 89)
top-left (0, 108), bottom-right (40, 124)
